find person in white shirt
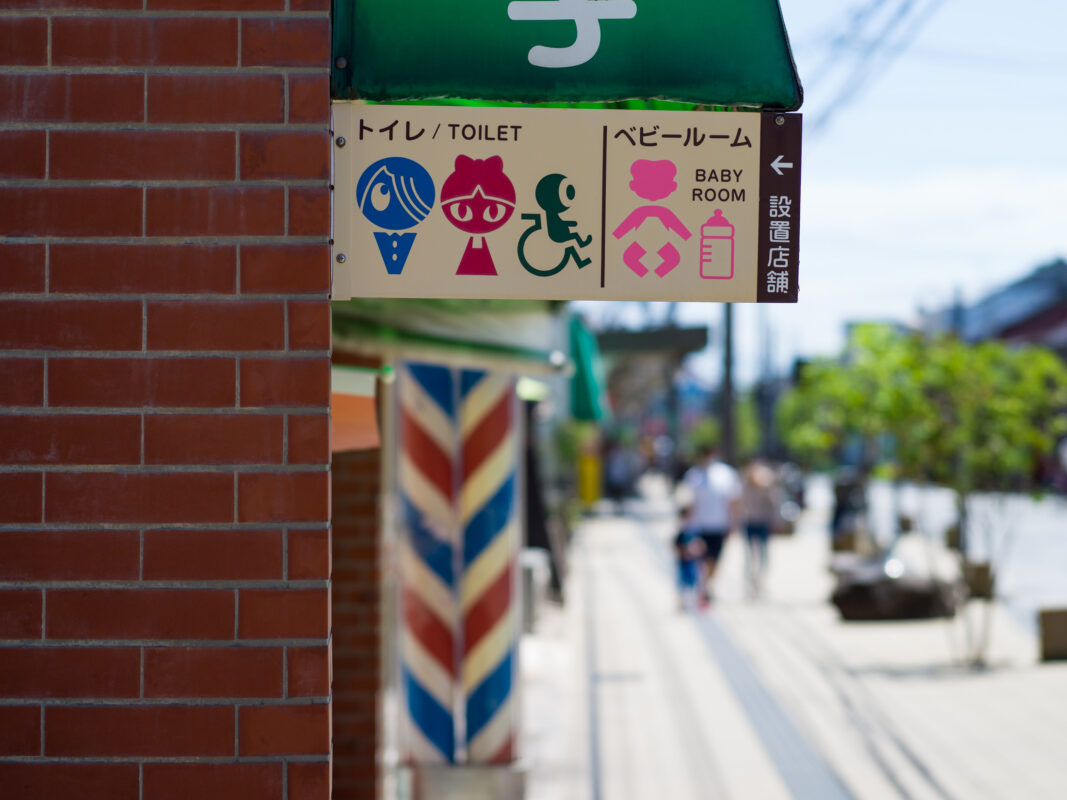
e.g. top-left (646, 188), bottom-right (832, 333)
top-left (678, 444), bottom-right (742, 605)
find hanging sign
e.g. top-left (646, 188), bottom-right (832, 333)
top-left (331, 0), bottom-right (802, 109)
top-left (332, 102), bottom-right (801, 303)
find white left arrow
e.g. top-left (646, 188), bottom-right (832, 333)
top-left (770, 155), bottom-right (794, 176)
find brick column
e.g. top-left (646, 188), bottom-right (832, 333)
top-left (0, 2), bottom-right (333, 798)
top-left (331, 447), bottom-right (383, 798)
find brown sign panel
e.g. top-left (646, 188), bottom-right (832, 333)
top-left (332, 103), bottom-right (802, 303)
top-left (757, 112), bottom-right (802, 302)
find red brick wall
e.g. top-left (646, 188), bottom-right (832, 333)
top-left (0, 1), bottom-right (334, 797)
top-left (331, 446), bottom-right (383, 799)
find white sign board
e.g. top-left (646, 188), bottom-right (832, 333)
top-left (332, 103), bottom-right (801, 303)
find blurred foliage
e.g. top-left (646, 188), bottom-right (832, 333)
top-left (608, 423), bottom-right (639, 448)
top-left (685, 417), bottom-right (721, 457)
top-left (737, 392), bottom-right (762, 463)
top-left (554, 420), bottom-right (601, 466)
top-left (778, 324), bottom-right (1067, 493)
top-left (776, 362), bottom-right (848, 470)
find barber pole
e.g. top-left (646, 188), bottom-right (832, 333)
top-left (398, 363), bottom-right (458, 763)
top-left (459, 370), bottom-right (520, 763)
top-left (397, 363), bottom-right (521, 766)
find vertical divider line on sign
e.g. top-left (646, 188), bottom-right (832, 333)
top-left (601, 126), bottom-right (608, 289)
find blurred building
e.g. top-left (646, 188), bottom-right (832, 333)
top-left (596, 324), bottom-right (709, 467)
top-left (921, 258), bottom-right (1067, 357)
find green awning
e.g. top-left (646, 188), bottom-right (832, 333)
top-left (332, 0), bottom-right (802, 110)
top-left (332, 298), bottom-right (570, 376)
top-left (569, 315), bottom-right (607, 421)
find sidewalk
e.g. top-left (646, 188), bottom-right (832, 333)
top-left (521, 476), bottom-right (1067, 800)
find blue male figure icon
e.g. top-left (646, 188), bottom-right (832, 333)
top-left (356, 157), bottom-right (436, 275)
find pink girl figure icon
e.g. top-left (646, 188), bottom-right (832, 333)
top-left (613, 159), bottom-right (692, 278)
top-left (440, 155), bottom-right (516, 276)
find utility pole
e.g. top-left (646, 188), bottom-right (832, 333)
top-left (721, 302), bottom-right (736, 465)
top-left (757, 306), bottom-right (776, 458)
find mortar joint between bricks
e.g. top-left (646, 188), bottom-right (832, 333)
top-left (0, 698), bottom-right (325, 707)
top-left (0, 755), bottom-right (326, 765)
top-left (0, 65), bottom-right (327, 76)
top-left (0, 9), bottom-right (331, 20)
top-left (0, 464), bottom-right (326, 475)
top-left (0, 179), bottom-right (325, 189)
top-left (0, 292), bottom-right (333, 302)
top-left (0, 639), bottom-right (328, 648)
top-left (0, 235), bottom-right (324, 245)
top-left (0, 580), bottom-right (330, 590)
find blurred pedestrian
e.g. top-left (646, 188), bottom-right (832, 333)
top-left (831, 466), bottom-right (866, 540)
top-left (604, 437), bottom-right (643, 508)
top-left (678, 444), bottom-right (741, 605)
top-left (672, 528), bottom-right (705, 610)
top-left (740, 459), bottom-right (780, 598)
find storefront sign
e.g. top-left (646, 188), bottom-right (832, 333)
top-left (331, 0), bottom-right (802, 109)
top-left (332, 103), bottom-right (801, 303)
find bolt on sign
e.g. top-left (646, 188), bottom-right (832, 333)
top-left (331, 103), bottom-right (801, 303)
top-left (331, 0), bottom-right (802, 110)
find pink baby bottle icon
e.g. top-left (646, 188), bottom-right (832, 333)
top-left (699, 209), bottom-right (734, 279)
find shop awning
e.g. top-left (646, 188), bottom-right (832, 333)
top-left (332, 298), bottom-right (570, 377)
top-left (332, 0), bottom-right (802, 110)
top-left (569, 315), bottom-right (607, 421)
top-left (331, 365), bottom-right (382, 452)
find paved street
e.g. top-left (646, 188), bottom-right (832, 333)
top-left (522, 477), bottom-right (1067, 800)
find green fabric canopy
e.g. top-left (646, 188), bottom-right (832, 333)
top-left (332, 0), bottom-right (802, 109)
top-left (569, 315), bottom-right (607, 421)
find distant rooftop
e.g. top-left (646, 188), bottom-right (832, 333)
top-left (923, 258), bottom-right (1067, 342)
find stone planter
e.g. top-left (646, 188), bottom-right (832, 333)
top-left (1040, 608), bottom-right (1067, 662)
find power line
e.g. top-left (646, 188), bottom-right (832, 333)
top-left (813, 0), bottom-right (925, 129)
top-left (800, 40), bottom-right (1067, 76)
top-left (810, 0), bottom-right (950, 135)
top-left (806, 0), bottom-right (896, 89)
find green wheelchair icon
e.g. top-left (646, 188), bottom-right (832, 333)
top-left (517, 173), bottom-right (593, 277)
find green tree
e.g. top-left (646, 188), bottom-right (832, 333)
top-left (913, 338), bottom-right (1067, 663)
top-left (778, 326), bottom-right (1067, 664)
top-left (685, 416), bottom-right (721, 454)
top-left (776, 356), bottom-right (854, 470)
top-left (737, 391), bottom-right (763, 463)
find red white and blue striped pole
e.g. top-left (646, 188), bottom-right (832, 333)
top-left (459, 369), bottom-right (519, 764)
top-left (397, 363), bottom-right (459, 763)
top-left (396, 362), bottom-right (520, 767)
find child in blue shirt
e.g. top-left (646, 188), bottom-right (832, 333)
top-left (673, 528), bottom-right (705, 610)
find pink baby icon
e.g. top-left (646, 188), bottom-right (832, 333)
top-left (613, 159), bottom-right (692, 278)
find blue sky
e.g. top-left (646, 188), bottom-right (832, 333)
top-left (581, 0), bottom-right (1067, 385)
